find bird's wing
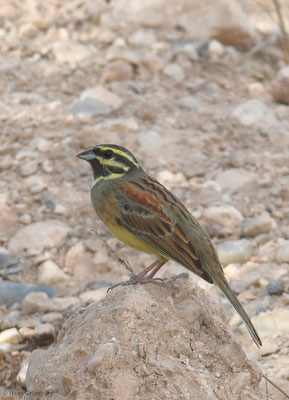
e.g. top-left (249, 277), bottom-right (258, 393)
top-left (115, 179), bottom-right (213, 283)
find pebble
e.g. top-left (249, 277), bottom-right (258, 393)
top-left (128, 29), bottom-right (156, 46)
top-left (216, 239), bottom-right (253, 266)
top-left (0, 327), bottom-right (21, 344)
top-left (267, 280), bottom-right (284, 296)
top-left (20, 160), bottom-right (38, 176)
top-left (54, 204), bottom-right (68, 215)
top-left (1, 310), bottom-right (21, 329)
top-left (156, 170), bottom-right (186, 187)
top-left (80, 288), bottom-right (107, 304)
top-left (41, 312), bottom-right (63, 323)
top-left (41, 159), bottom-right (53, 173)
top-left (38, 260), bottom-right (70, 285)
top-left (98, 30), bottom-right (117, 44)
top-left (215, 168), bottom-right (256, 191)
top-left (243, 212), bottom-right (276, 237)
top-left (22, 292), bottom-right (79, 314)
top-left (175, 96), bottom-right (200, 111)
top-left (203, 205), bottom-right (243, 231)
top-left (232, 99), bottom-right (278, 128)
top-left (17, 362), bottom-right (29, 388)
top-left (247, 82), bottom-right (267, 100)
top-left (19, 323), bottom-right (55, 344)
top-left (163, 63), bottom-right (185, 82)
top-left (253, 309), bottom-right (289, 337)
top-left (52, 40), bottom-right (90, 63)
top-left (70, 98), bottom-right (115, 118)
top-left (208, 40), bottom-right (225, 57)
top-left (80, 85), bottom-right (123, 108)
top-left (275, 241), bottom-right (289, 263)
top-left (102, 60), bottom-right (133, 83)
top-left (18, 213), bottom-right (32, 225)
top-left (65, 243), bottom-right (92, 277)
top-left (36, 138), bottom-right (51, 153)
top-left (0, 249), bottom-right (20, 269)
top-left (8, 219), bottom-right (70, 252)
top-left (0, 280), bottom-right (55, 307)
top-left (272, 65), bottom-right (289, 105)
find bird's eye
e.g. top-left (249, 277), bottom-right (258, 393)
top-left (103, 149), bottom-right (114, 159)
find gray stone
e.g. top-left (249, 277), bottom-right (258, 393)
top-left (102, 60), bottom-right (133, 83)
top-left (80, 86), bottom-right (123, 108)
top-left (0, 250), bottom-right (20, 269)
top-left (1, 310), bottom-right (21, 329)
top-left (8, 220), bottom-right (70, 252)
top-left (175, 96), bottom-right (200, 111)
top-left (267, 280), bottom-right (284, 296)
top-left (20, 160), bottom-right (38, 177)
top-left (69, 98), bottom-right (115, 118)
top-left (0, 280), bottom-right (55, 307)
top-left (52, 40), bottom-right (90, 63)
top-left (215, 168), bottom-right (256, 191)
top-left (217, 239), bottom-right (253, 266)
top-left (232, 99), bottom-right (278, 128)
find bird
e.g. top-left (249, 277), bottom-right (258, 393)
top-left (77, 144), bottom-right (262, 347)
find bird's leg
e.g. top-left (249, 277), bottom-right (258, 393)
top-left (108, 260), bottom-right (168, 291)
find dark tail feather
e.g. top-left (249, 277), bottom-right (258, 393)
top-left (213, 274), bottom-right (262, 348)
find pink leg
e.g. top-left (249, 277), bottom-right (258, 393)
top-left (145, 260), bottom-right (168, 279)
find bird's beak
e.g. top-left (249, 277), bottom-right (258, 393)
top-left (76, 149), bottom-right (95, 161)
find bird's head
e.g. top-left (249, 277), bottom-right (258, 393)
top-left (77, 144), bottom-right (142, 182)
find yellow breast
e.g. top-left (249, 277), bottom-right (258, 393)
top-left (106, 222), bottom-right (158, 256)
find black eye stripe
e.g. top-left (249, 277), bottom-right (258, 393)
top-left (103, 149), bottom-right (114, 159)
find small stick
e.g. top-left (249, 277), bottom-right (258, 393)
top-left (90, 228), bottom-right (134, 273)
top-left (264, 374), bottom-right (289, 399)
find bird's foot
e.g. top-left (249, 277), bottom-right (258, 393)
top-left (107, 275), bottom-right (166, 292)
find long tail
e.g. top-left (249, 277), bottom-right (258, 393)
top-left (213, 273), bottom-right (262, 348)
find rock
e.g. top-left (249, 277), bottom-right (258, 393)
top-left (65, 243), bottom-right (92, 278)
top-left (203, 205), bottom-right (243, 231)
top-left (8, 220), bottom-right (70, 252)
top-left (253, 309), bottom-right (289, 338)
top-left (52, 40), bottom-right (91, 63)
top-left (0, 249), bottom-right (20, 269)
top-left (20, 160), bottom-right (38, 176)
top-left (22, 292), bottom-right (79, 314)
top-left (70, 98), bottom-right (115, 118)
top-left (217, 239), bottom-right (253, 266)
top-left (232, 99), bottom-right (278, 128)
top-left (25, 279), bottom-right (262, 399)
top-left (243, 212), bottom-right (277, 237)
top-left (38, 260), bottom-right (70, 285)
top-left (18, 213), bottom-right (32, 225)
top-left (0, 280), bottom-right (55, 307)
top-left (80, 86), bottom-right (123, 108)
top-left (259, 339), bottom-right (279, 357)
top-left (175, 96), bottom-right (200, 111)
top-left (36, 138), bottom-right (51, 153)
top-left (208, 40), bottom-right (225, 57)
top-left (0, 327), bottom-right (21, 344)
top-left (19, 323), bottom-right (55, 345)
top-left (1, 310), bottom-right (21, 329)
top-left (54, 204), bottom-right (67, 215)
top-left (156, 170), bottom-right (186, 187)
top-left (272, 65), bottom-right (289, 105)
top-left (247, 82), bottom-right (268, 100)
top-left (80, 288), bottom-right (107, 304)
top-left (275, 241), bottom-right (289, 263)
top-left (215, 168), bottom-right (256, 191)
top-left (128, 28), bottom-right (156, 46)
top-left (267, 280), bottom-right (284, 296)
top-left (163, 63), bottom-right (185, 81)
top-left (17, 361), bottom-right (29, 389)
top-left (41, 312), bottom-right (63, 323)
top-left (102, 60), bottom-right (133, 82)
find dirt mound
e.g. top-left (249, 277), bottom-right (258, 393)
top-left (24, 276), bottom-right (262, 400)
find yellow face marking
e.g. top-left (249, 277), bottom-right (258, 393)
top-left (91, 172), bottom-right (126, 189)
top-left (98, 146), bottom-right (139, 168)
top-left (95, 157), bottom-right (130, 171)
